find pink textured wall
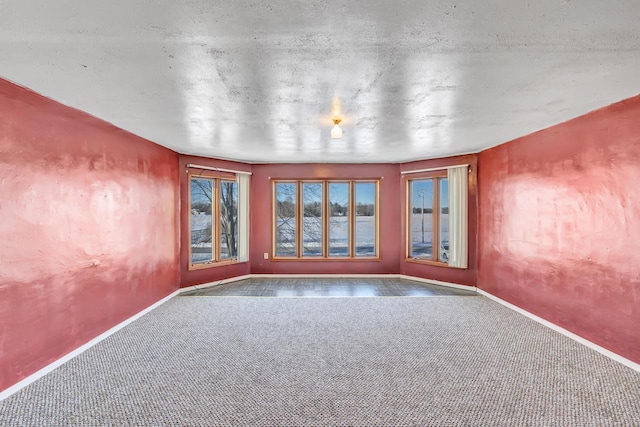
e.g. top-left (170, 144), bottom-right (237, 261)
top-left (250, 163), bottom-right (402, 275)
top-left (0, 79), bottom-right (180, 391)
top-left (179, 155), bottom-right (251, 287)
top-left (400, 155), bottom-right (478, 286)
top-left (478, 95), bottom-right (640, 363)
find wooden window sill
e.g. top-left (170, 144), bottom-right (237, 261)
top-left (271, 257), bottom-right (381, 262)
top-left (404, 257), bottom-right (465, 269)
top-left (189, 259), bottom-right (242, 271)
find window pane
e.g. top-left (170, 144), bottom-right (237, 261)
top-left (439, 179), bottom-right (449, 263)
top-left (410, 179), bottom-right (433, 259)
top-left (354, 182), bottom-right (376, 257)
top-left (275, 183), bottom-right (297, 256)
top-left (219, 180), bottom-right (238, 259)
top-left (329, 183), bottom-right (349, 257)
top-left (190, 178), bottom-right (214, 263)
top-left (302, 183), bottom-right (323, 256)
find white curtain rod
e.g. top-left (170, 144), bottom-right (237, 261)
top-left (400, 163), bottom-right (469, 175)
top-left (186, 163), bottom-right (252, 175)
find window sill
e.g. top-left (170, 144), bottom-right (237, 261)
top-left (404, 257), bottom-right (465, 269)
top-left (271, 256), bottom-right (381, 262)
top-left (189, 259), bottom-right (243, 271)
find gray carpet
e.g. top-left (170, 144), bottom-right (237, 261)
top-left (1, 296), bottom-right (639, 426)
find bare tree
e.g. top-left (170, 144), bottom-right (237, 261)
top-left (302, 183), bottom-right (322, 256)
top-left (219, 181), bottom-right (238, 258)
top-left (190, 178), bottom-right (238, 259)
top-left (275, 183), bottom-right (297, 256)
top-left (275, 182), bottom-right (376, 257)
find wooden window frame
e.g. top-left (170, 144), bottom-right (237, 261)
top-left (271, 179), bottom-right (380, 261)
top-left (188, 170), bottom-right (238, 270)
top-left (328, 181), bottom-right (352, 258)
top-left (405, 171), bottom-right (450, 266)
top-left (301, 181), bottom-right (325, 257)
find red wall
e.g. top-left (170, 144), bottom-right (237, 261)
top-left (7, 72), bottom-right (636, 391)
top-left (179, 155), bottom-right (251, 287)
top-left (399, 155), bottom-right (478, 286)
top-left (478, 95), bottom-right (640, 363)
top-left (0, 79), bottom-right (180, 391)
top-left (250, 163), bottom-right (402, 274)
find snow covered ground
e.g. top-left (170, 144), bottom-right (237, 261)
top-left (276, 216), bottom-right (376, 256)
top-left (191, 213), bottom-right (448, 259)
top-left (409, 213), bottom-right (449, 259)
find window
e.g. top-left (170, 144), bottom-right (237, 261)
top-left (275, 182), bottom-right (297, 257)
top-left (405, 164), bottom-right (469, 268)
top-left (354, 182), bottom-right (376, 257)
top-left (407, 173), bottom-right (449, 264)
top-left (302, 182), bottom-right (323, 257)
top-left (273, 180), bottom-right (378, 259)
top-left (191, 177), bottom-right (215, 264)
top-left (219, 180), bottom-right (238, 260)
top-left (189, 173), bottom-right (240, 268)
top-left (328, 182), bottom-right (349, 256)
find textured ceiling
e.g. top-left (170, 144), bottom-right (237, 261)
top-left (1, 1), bottom-right (639, 163)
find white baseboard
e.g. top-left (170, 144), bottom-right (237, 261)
top-left (13, 275), bottom-right (634, 402)
top-left (179, 274), bottom-right (252, 294)
top-left (0, 289), bottom-right (180, 402)
top-left (398, 275), bottom-right (476, 292)
top-left (477, 289), bottom-right (640, 373)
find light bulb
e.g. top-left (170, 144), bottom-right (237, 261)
top-left (331, 118), bottom-right (342, 139)
top-left (331, 124), bottom-right (343, 139)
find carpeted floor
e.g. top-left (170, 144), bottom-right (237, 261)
top-left (1, 296), bottom-right (639, 426)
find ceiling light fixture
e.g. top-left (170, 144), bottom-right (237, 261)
top-left (331, 118), bottom-right (343, 139)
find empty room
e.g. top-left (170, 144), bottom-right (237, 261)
top-left (1, 1), bottom-right (639, 425)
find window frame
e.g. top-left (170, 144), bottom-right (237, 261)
top-left (271, 179), bottom-right (380, 260)
top-left (218, 178), bottom-right (239, 261)
top-left (405, 171), bottom-right (450, 266)
top-left (328, 181), bottom-right (352, 258)
top-left (188, 170), bottom-right (239, 270)
top-left (301, 181), bottom-right (325, 257)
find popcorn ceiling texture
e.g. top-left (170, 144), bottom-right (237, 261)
top-left (2, 1), bottom-right (640, 162)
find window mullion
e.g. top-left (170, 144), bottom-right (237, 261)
top-left (349, 181), bottom-right (355, 258)
top-left (406, 178), bottom-right (411, 259)
top-left (271, 180), bottom-right (276, 258)
top-left (213, 178), bottom-right (218, 262)
top-left (433, 178), bottom-right (440, 263)
top-left (323, 181), bottom-right (328, 258)
top-left (218, 178), bottom-right (223, 262)
top-left (296, 181), bottom-right (301, 258)
top-left (374, 181), bottom-right (379, 258)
